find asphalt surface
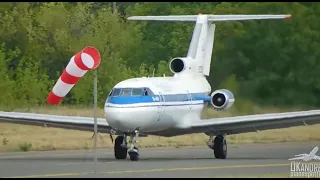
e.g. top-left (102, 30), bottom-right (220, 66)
top-left (0, 141), bottom-right (319, 178)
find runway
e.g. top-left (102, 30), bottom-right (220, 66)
top-left (0, 141), bottom-right (319, 178)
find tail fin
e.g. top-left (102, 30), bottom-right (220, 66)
top-left (128, 14), bottom-right (291, 76)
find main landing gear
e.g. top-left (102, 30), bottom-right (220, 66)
top-left (114, 130), bottom-right (140, 161)
top-left (207, 134), bottom-right (227, 159)
top-left (114, 132), bottom-right (227, 161)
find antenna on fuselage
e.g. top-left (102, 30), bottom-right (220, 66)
top-left (152, 69), bottom-right (155, 77)
top-left (163, 74), bottom-right (166, 77)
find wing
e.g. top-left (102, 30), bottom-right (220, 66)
top-left (190, 110), bottom-right (320, 135)
top-left (295, 154), bottom-right (307, 157)
top-left (0, 111), bottom-right (114, 134)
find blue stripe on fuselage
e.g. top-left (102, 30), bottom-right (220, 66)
top-left (106, 92), bottom-right (211, 105)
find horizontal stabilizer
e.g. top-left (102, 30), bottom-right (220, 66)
top-left (128, 14), bottom-right (291, 22)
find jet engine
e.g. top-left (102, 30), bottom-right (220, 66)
top-left (210, 89), bottom-right (235, 110)
top-left (169, 58), bottom-right (186, 74)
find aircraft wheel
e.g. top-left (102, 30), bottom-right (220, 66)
top-left (114, 136), bottom-right (127, 159)
top-left (128, 147), bottom-right (139, 161)
top-left (213, 135), bottom-right (227, 159)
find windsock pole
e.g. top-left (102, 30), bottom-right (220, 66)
top-left (93, 69), bottom-right (98, 173)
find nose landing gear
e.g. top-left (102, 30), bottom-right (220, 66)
top-left (114, 135), bottom-right (127, 159)
top-left (113, 130), bottom-right (140, 161)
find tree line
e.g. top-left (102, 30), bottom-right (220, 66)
top-left (0, 2), bottom-right (319, 110)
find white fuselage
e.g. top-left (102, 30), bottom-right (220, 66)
top-left (104, 74), bottom-right (211, 133)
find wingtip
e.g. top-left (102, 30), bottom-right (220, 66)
top-left (127, 16), bottom-right (137, 20)
top-left (285, 15), bottom-right (291, 19)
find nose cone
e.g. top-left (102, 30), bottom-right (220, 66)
top-left (104, 107), bottom-right (138, 132)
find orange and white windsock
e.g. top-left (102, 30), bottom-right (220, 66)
top-left (47, 46), bottom-right (101, 105)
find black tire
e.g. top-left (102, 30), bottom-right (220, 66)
top-left (213, 135), bottom-right (227, 159)
top-left (129, 147), bottom-right (139, 161)
top-left (114, 136), bottom-right (127, 160)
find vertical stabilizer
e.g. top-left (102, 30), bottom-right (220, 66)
top-left (186, 14), bottom-right (215, 76)
top-left (128, 14), bottom-right (291, 77)
top-left (203, 24), bottom-right (215, 76)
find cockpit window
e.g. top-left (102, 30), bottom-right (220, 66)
top-left (143, 88), bottom-right (154, 96)
top-left (120, 88), bottom-right (131, 96)
top-left (143, 89), bottom-right (148, 96)
top-left (109, 87), bottom-right (154, 97)
top-left (132, 88), bottom-right (142, 96)
top-left (108, 89), bottom-right (113, 97)
top-left (111, 88), bottom-right (121, 96)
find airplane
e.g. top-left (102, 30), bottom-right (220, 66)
top-left (288, 146), bottom-right (320, 161)
top-left (1, 13), bottom-right (320, 162)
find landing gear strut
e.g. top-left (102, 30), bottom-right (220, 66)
top-left (128, 130), bottom-right (140, 161)
top-left (207, 134), bottom-right (227, 159)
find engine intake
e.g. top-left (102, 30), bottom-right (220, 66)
top-left (169, 58), bottom-right (185, 74)
top-left (210, 89), bottom-right (235, 110)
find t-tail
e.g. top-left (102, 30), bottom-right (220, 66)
top-left (128, 14), bottom-right (291, 77)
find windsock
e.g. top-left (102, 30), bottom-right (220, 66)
top-left (47, 46), bottom-right (101, 105)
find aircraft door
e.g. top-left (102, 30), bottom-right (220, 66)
top-left (157, 92), bottom-right (165, 121)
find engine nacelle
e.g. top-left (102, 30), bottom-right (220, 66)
top-left (210, 89), bottom-right (235, 111)
top-left (169, 57), bottom-right (187, 74)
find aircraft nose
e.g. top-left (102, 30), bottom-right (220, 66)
top-left (104, 107), bottom-right (135, 131)
top-left (105, 108), bottom-right (122, 122)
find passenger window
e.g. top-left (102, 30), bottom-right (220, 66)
top-left (132, 88), bottom-right (142, 96)
top-left (121, 88), bottom-right (131, 96)
top-left (111, 88), bottom-right (121, 96)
